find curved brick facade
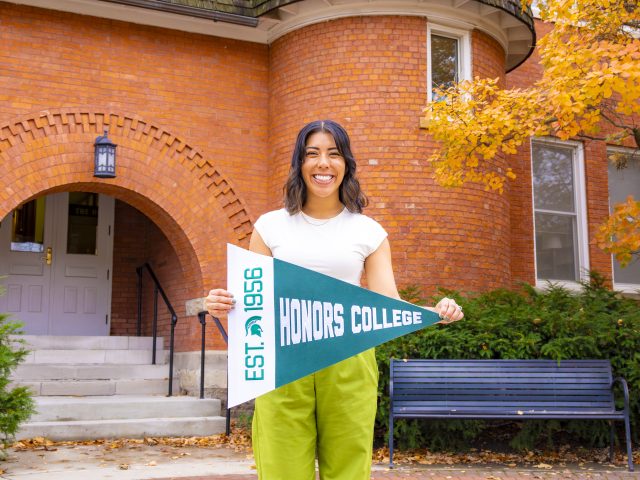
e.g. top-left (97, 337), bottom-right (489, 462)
top-left (269, 16), bottom-right (510, 292)
top-left (0, 108), bottom-right (254, 350)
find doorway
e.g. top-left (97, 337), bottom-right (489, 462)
top-left (0, 192), bottom-right (114, 335)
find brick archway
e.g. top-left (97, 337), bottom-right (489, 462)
top-left (0, 108), bottom-right (254, 294)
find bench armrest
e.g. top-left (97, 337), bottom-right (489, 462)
top-left (612, 376), bottom-right (631, 413)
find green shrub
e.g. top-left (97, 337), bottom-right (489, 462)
top-left (376, 272), bottom-right (640, 451)
top-left (0, 310), bottom-right (35, 459)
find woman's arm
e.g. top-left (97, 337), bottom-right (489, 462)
top-left (249, 229), bottom-right (273, 257)
top-left (364, 238), bottom-right (463, 323)
top-left (364, 238), bottom-right (401, 299)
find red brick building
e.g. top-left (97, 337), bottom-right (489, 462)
top-left (1, 0), bottom-right (637, 356)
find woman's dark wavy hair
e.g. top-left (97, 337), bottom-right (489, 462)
top-left (284, 120), bottom-right (368, 214)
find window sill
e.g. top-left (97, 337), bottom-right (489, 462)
top-left (535, 279), bottom-right (585, 292)
top-left (613, 283), bottom-right (640, 298)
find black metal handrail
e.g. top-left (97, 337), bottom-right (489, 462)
top-left (198, 311), bottom-right (231, 436)
top-left (136, 263), bottom-right (178, 397)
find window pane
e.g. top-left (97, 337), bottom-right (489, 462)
top-left (607, 152), bottom-right (640, 285)
top-left (11, 198), bottom-right (45, 253)
top-left (532, 143), bottom-right (575, 212)
top-left (431, 34), bottom-right (458, 98)
top-left (67, 192), bottom-right (99, 255)
top-left (535, 212), bottom-right (578, 281)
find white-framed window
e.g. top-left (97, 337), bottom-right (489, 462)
top-left (427, 24), bottom-right (471, 102)
top-left (531, 138), bottom-right (590, 287)
top-left (607, 147), bottom-right (640, 291)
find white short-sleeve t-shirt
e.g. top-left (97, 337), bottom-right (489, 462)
top-left (253, 208), bottom-right (387, 286)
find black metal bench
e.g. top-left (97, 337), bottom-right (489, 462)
top-left (388, 359), bottom-right (634, 471)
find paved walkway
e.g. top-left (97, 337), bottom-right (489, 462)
top-left (1, 441), bottom-right (637, 480)
top-left (158, 467), bottom-right (640, 480)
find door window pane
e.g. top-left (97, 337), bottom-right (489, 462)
top-left (67, 192), bottom-right (99, 255)
top-left (532, 143), bottom-right (575, 212)
top-left (535, 212), bottom-right (578, 281)
top-left (431, 34), bottom-right (458, 99)
top-left (607, 151), bottom-right (640, 285)
top-left (11, 198), bottom-right (45, 253)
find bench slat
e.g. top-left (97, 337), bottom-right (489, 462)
top-left (393, 411), bottom-right (622, 418)
top-left (394, 382), bottom-right (609, 395)
top-left (394, 372), bottom-right (610, 379)
top-left (394, 398), bottom-right (613, 404)
top-left (394, 393), bottom-right (612, 402)
top-left (391, 360), bottom-right (610, 365)
top-left (396, 363), bottom-right (609, 372)
top-left (394, 380), bottom-right (611, 387)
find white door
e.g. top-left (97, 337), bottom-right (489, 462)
top-left (0, 193), bottom-right (114, 335)
top-left (0, 196), bottom-right (53, 334)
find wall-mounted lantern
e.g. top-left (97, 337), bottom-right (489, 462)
top-left (94, 129), bottom-right (117, 178)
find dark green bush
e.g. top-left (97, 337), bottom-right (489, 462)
top-left (0, 310), bottom-right (35, 459)
top-left (376, 273), bottom-right (640, 451)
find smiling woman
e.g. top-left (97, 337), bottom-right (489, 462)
top-left (283, 120), bottom-right (367, 218)
top-left (205, 119), bottom-right (463, 480)
top-left (300, 131), bottom-right (346, 207)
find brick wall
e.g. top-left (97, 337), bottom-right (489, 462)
top-left (110, 201), bottom-right (147, 337)
top-left (111, 200), bottom-right (227, 349)
top-left (269, 16), bottom-right (511, 294)
top-left (0, 2), bottom-right (269, 350)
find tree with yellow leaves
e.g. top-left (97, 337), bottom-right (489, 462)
top-left (423, 0), bottom-right (640, 265)
top-left (597, 196), bottom-right (640, 267)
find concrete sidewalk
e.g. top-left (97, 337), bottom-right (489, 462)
top-left (1, 441), bottom-right (637, 480)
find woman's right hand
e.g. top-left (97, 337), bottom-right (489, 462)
top-left (205, 288), bottom-right (235, 318)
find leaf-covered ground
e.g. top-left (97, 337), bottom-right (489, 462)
top-left (9, 425), bottom-right (639, 471)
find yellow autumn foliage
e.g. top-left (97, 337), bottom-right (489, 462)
top-left (596, 196), bottom-right (640, 267)
top-left (423, 0), bottom-right (640, 265)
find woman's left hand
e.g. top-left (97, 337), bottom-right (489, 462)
top-left (435, 297), bottom-right (464, 324)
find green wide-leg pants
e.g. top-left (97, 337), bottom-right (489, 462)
top-left (252, 349), bottom-right (378, 480)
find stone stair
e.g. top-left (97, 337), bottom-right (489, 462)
top-left (11, 335), bottom-right (226, 440)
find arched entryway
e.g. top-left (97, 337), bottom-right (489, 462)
top-left (0, 109), bottom-right (254, 351)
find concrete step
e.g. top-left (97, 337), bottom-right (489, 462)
top-left (29, 395), bottom-right (221, 422)
top-left (14, 363), bottom-right (171, 381)
top-left (22, 349), bottom-right (168, 365)
top-left (13, 335), bottom-right (164, 351)
top-left (17, 416), bottom-right (226, 441)
top-left (15, 378), bottom-right (179, 396)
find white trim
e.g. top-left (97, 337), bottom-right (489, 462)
top-left (265, 2), bottom-right (508, 48)
top-left (426, 23), bottom-right (471, 103)
top-left (531, 137), bottom-right (590, 289)
top-left (8, 0), bottom-right (269, 43)
top-left (606, 145), bottom-right (640, 291)
top-left (10, 0), bottom-right (532, 70)
top-left (613, 282), bottom-right (640, 294)
top-left (535, 280), bottom-right (585, 293)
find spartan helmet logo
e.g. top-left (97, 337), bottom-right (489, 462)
top-left (245, 316), bottom-right (263, 337)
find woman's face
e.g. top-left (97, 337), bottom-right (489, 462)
top-left (301, 131), bottom-right (346, 203)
